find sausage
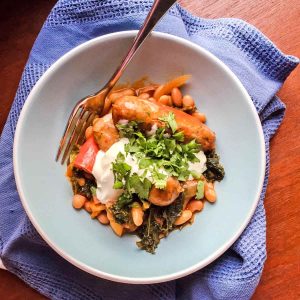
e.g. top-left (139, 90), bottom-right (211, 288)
top-left (92, 113), bottom-right (119, 151)
top-left (148, 177), bottom-right (183, 206)
top-left (112, 96), bottom-right (215, 150)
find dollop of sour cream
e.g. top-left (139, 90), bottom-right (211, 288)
top-left (92, 138), bottom-right (207, 204)
top-left (188, 151), bottom-right (207, 180)
top-left (92, 138), bottom-right (130, 204)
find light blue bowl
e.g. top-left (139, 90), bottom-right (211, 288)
top-left (13, 31), bottom-right (265, 284)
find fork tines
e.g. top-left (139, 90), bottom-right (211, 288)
top-left (56, 106), bottom-right (95, 164)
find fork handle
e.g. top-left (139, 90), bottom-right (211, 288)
top-left (103, 0), bottom-right (177, 90)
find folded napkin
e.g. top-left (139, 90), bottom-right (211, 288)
top-left (0, 1), bottom-right (298, 299)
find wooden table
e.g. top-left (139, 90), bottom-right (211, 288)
top-left (0, 0), bottom-right (299, 299)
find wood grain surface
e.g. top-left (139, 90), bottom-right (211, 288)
top-left (0, 0), bottom-right (299, 299)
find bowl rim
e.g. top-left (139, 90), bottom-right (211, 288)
top-left (13, 30), bottom-right (266, 284)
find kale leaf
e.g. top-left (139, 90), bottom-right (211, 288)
top-left (204, 151), bottom-right (225, 181)
top-left (117, 192), bottom-right (133, 207)
top-left (136, 209), bottom-right (161, 254)
top-left (136, 194), bottom-right (184, 254)
top-left (70, 168), bottom-right (96, 200)
top-left (110, 203), bottom-right (131, 224)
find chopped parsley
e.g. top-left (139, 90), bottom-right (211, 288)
top-left (128, 174), bottom-right (152, 200)
top-left (196, 181), bottom-right (205, 199)
top-left (159, 112), bottom-right (177, 133)
top-left (173, 131), bottom-right (184, 142)
top-left (112, 152), bottom-right (131, 189)
top-left (90, 186), bottom-right (97, 196)
top-left (117, 192), bottom-right (133, 207)
top-left (112, 113), bottom-right (206, 207)
top-left (116, 121), bottom-right (139, 138)
top-left (124, 115), bottom-right (202, 181)
top-left (151, 168), bottom-right (168, 189)
top-left (112, 153), bottom-right (152, 207)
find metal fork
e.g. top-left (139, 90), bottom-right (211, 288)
top-left (56, 0), bottom-right (177, 164)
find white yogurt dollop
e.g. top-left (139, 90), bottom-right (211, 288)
top-left (188, 151), bottom-right (207, 179)
top-left (92, 138), bottom-right (207, 204)
top-left (92, 138), bottom-right (127, 204)
top-left (92, 138), bottom-right (150, 204)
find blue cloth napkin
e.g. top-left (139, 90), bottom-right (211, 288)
top-left (0, 1), bottom-right (298, 299)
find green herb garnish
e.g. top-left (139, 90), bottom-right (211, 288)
top-left (112, 152), bottom-right (131, 190)
top-left (191, 171), bottom-right (201, 179)
top-left (119, 113), bottom-right (202, 188)
top-left (117, 191), bottom-right (133, 207)
top-left (116, 121), bottom-right (139, 138)
top-left (90, 186), bottom-right (97, 196)
top-left (159, 112), bottom-right (177, 133)
top-left (127, 174), bottom-right (152, 200)
top-left (113, 113), bottom-right (206, 207)
top-left (196, 180), bottom-right (205, 199)
top-left (173, 131), bottom-right (185, 142)
top-left (151, 168), bottom-right (168, 189)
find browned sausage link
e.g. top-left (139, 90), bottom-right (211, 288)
top-left (148, 177), bottom-right (183, 206)
top-left (93, 113), bottom-right (120, 152)
top-left (112, 96), bottom-right (215, 150)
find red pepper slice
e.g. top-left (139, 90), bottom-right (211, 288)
top-left (73, 136), bottom-right (99, 174)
